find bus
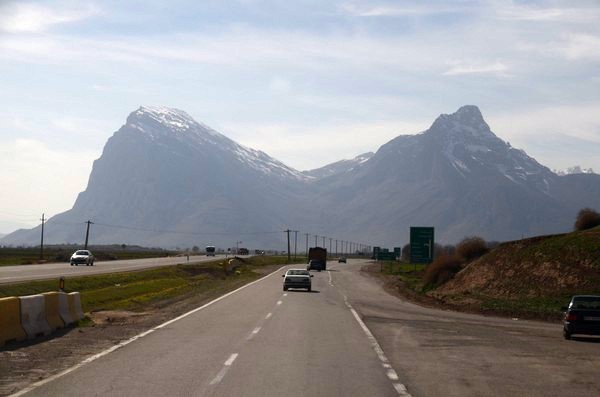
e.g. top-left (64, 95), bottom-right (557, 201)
top-left (206, 246), bottom-right (216, 256)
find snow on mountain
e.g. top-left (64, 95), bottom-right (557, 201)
top-left (303, 152), bottom-right (374, 179)
top-left (3, 105), bottom-right (599, 248)
top-left (129, 106), bottom-right (307, 181)
top-left (555, 166), bottom-right (596, 176)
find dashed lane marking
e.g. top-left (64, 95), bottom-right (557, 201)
top-left (277, 300), bottom-right (282, 305)
top-left (210, 353), bottom-right (239, 385)
top-left (9, 265), bottom-right (287, 397)
top-left (265, 312), bottom-right (272, 320)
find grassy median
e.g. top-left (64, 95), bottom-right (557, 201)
top-left (0, 256), bottom-right (306, 313)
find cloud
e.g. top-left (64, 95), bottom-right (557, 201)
top-left (443, 59), bottom-right (509, 76)
top-left (488, 102), bottom-right (600, 170)
top-left (221, 119), bottom-right (429, 171)
top-left (0, 2), bottom-right (100, 33)
top-left (341, 2), bottom-right (466, 17)
top-left (0, 139), bottom-right (98, 228)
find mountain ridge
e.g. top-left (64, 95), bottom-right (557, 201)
top-left (3, 105), bottom-right (599, 249)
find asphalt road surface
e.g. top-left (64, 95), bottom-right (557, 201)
top-left (0, 255), bottom-right (227, 284)
top-left (13, 260), bottom-right (600, 396)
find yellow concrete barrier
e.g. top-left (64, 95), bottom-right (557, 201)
top-left (0, 297), bottom-right (27, 347)
top-left (42, 292), bottom-right (65, 331)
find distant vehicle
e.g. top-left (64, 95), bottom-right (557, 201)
top-left (70, 250), bottom-right (94, 266)
top-left (307, 247), bottom-right (327, 271)
top-left (282, 269), bottom-right (313, 291)
top-left (206, 246), bottom-right (216, 256)
top-left (563, 295), bottom-right (600, 339)
top-left (238, 248), bottom-right (249, 255)
top-left (338, 257), bottom-right (347, 263)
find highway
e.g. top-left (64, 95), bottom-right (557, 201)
top-left (0, 255), bottom-right (227, 284)
top-left (12, 260), bottom-right (600, 396)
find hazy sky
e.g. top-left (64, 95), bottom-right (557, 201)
top-left (1, 0), bottom-right (599, 233)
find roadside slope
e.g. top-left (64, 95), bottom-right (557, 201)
top-left (432, 227), bottom-right (600, 317)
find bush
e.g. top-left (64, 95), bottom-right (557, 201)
top-left (456, 236), bottom-right (488, 262)
top-left (423, 254), bottom-right (463, 287)
top-left (574, 208), bottom-right (600, 231)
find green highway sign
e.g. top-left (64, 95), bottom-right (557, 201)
top-left (410, 227), bottom-right (434, 263)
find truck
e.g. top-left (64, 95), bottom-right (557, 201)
top-left (205, 246), bottom-right (216, 256)
top-left (307, 247), bottom-right (327, 271)
top-left (238, 248), bottom-right (249, 255)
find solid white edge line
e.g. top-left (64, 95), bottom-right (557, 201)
top-left (344, 297), bottom-right (412, 397)
top-left (9, 265), bottom-right (288, 397)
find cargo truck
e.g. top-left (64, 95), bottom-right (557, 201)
top-left (307, 247), bottom-right (327, 271)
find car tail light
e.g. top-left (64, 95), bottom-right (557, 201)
top-left (565, 312), bottom-right (578, 321)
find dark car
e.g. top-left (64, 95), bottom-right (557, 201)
top-left (282, 269), bottom-right (313, 291)
top-left (307, 259), bottom-right (326, 272)
top-left (338, 257), bottom-right (347, 263)
top-left (563, 295), bottom-right (600, 339)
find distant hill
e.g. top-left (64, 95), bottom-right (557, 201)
top-left (432, 227), bottom-right (600, 315)
top-left (3, 105), bottom-right (600, 249)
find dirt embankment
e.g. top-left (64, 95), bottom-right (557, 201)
top-left (434, 228), bottom-right (600, 300)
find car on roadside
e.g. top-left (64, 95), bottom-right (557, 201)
top-left (70, 250), bottom-right (95, 266)
top-left (338, 257), bottom-right (347, 263)
top-left (562, 295), bottom-right (600, 339)
top-left (282, 269), bottom-right (313, 292)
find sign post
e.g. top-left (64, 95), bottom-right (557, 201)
top-left (410, 227), bottom-right (434, 271)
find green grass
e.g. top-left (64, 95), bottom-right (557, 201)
top-left (380, 261), bottom-right (428, 291)
top-left (0, 246), bottom-right (174, 266)
top-left (0, 256), bottom-right (303, 313)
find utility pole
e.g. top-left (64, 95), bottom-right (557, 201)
top-left (236, 240), bottom-right (242, 255)
top-left (286, 229), bottom-right (291, 262)
top-left (294, 230), bottom-right (298, 259)
top-left (39, 213), bottom-right (45, 260)
top-left (322, 236), bottom-right (325, 247)
top-left (305, 233), bottom-right (309, 256)
top-left (329, 238), bottom-right (332, 257)
top-left (84, 220), bottom-right (93, 249)
top-left (335, 239), bottom-right (338, 256)
top-left (315, 234), bottom-right (318, 247)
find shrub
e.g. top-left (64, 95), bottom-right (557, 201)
top-left (574, 208), bottom-right (600, 231)
top-left (456, 236), bottom-right (488, 262)
top-left (423, 254), bottom-right (463, 287)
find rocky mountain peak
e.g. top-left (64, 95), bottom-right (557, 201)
top-left (429, 105), bottom-right (494, 140)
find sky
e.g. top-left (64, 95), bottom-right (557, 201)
top-left (1, 0), bottom-right (599, 233)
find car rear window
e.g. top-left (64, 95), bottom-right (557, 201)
top-left (572, 297), bottom-right (600, 310)
top-left (75, 250), bottom-right (89, 255)
top-left (288, 270), bottom-right (309, 276)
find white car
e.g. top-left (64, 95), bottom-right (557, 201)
top-left (282, 269), bottom-right (313, 292)
top-left (70, 250), bottom-right (95, 266)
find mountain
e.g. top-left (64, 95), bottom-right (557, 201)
top-left (2, 106), bottom-right (310, 248)
top-left (303, 152), bottom-right (374, 179)
top-left (3, 105), bottom-right (600, 249)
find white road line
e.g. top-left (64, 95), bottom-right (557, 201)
top-left (265, 312), bottom-right (273, 320)
top-left (343, 295), bottom-right (412, 397)
top-left (210, 353), bottom-right (239, 385)
top-left (252, 327), bottom-right (261, 335)
top-left (224, 353), bottom-right (238, 366)
top-left (283, 293), bottom-right (288, 296)
top-left (9, 266), bottom-right (287, 397)
top-left (277, 300), bottom-right (282, 305)
top-left (328, 270), bottom-right (333, 286)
